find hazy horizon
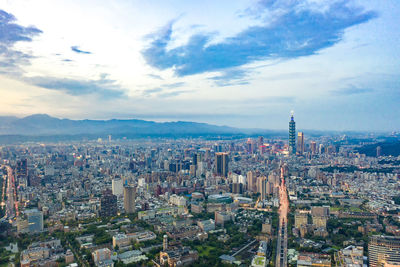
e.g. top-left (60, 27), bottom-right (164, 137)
top-left (0, 113), bottom-right (395, 134)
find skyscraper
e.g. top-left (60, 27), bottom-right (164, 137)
top-left (310, 141), bottom-right (317, 155)
top-left (215, 152), bottom-right (229, 177)
top-left (123, 185), bottom-right (136, 214)
top-left (289, 111), bottom-right (296, 155)
top-left (297, 132), bottom-right (304, 155)
top-left (112, 177), bottom-right (123, 197)
top-left (376, 146), bottom-right (382, 157)
top-left (368, 235), bottom-right (400, 267)
top-left (16, 158), bottom-right (28, 178)
top-left (247, 171), bottom-right (257, 192)
top-left (100, 189), bottom-right (118, 217)
top-left (257, 176), bottom-right (267, 200)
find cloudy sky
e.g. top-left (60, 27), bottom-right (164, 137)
top-left (0, 0), bottom-right (399, 131)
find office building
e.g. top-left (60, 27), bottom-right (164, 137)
top-left (257, 176), bottom-right (267, 200)
top-left (215, 152), bottom-right (229, 177)
top-left (100, 189), bottom-right (118, 217)
top-left (112, 178), bottom-right (123, 197)
top-left (369, 235), bottom-right (400, 267)
top-left (310, 141), bottom-right (317, 155)
top-left (376, 146), bottom-right (382, 157)
top-left (17, 158), bottom-right (28, 178)
top-left (247, 171), bottom-right (257, 192)
top-left (289, 112), bottom-right (296, 155)
top-left (123, 186), bottom-right (136, 214)
top-left (297, 132), bottom-right (304, 155)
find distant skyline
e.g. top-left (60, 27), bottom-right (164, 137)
top-left (0, 0), bottom-right (399, 131)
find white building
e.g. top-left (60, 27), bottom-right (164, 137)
top-left (112, 178), bottom-right (123, 197)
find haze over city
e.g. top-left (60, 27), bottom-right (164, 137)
top-left (0, 0), bottom-right (399, 131)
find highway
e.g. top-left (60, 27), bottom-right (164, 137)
top-left (1, 165), bottom-right (18, 222)
top-left (275, 166), bottom-right (289, 267)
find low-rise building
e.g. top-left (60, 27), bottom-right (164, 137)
top-left (197, 219), bottom-right (215, 232)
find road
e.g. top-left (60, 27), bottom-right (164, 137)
top-left (275, 166), bottom-right (289, 267)
top-left (231, 239), bottom-right (258, 257)
top-left (1, 165), bottom-right (18, 221)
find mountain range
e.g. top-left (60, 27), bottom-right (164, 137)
top-left (0, 114), bottom-right (274, 139)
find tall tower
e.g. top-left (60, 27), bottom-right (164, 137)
top-left (376, 146), bottom-right (382, 157)
top-left (289, 111), bottom-right (296, 155)
top-left (215, 152), bottom-right (229, 177)
top-left (100, 189), bottom-right (118, 217)
top-left (310, 141), bottom-right (317, 155)
top-left (163, 235), bottom-right (168, 251)
top-left (123, 185), bottom-right (136, 214)
top-left (257, 176), bottom-right (267, 200)
top-left (297, 132), bottom-right (304, 155)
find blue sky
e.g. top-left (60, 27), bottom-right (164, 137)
top-left (0, 0), bottom-right (399, 131)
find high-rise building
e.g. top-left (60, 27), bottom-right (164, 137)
top-left (376, 146), bottom-right (382, 157)
top-left (192, 153), bottom-right (198, 166)
top-left (246, 138), bottom-right (254, 154)
top-left (319, 144), bottom-right (324, 154)
top-left (16, 159), bottom-right (28, 178)
top-left (297, 132), bottom-right (304, 155)
top-left (100, 189), bottom-right (118, 217)
top-left (289, 112), bottom-right (296, 155)
top-left (163, 235), bottom-right (168, 251)
top-left (215, 152), bottom-right (229, 177)
top-left (123, 186), bottom-right (136, 214)
top-left (25, 209), bottom-right (43, 233)
top-left (258, 136), bottom-right (264, 146)
top-left (247, 171), bottom-right (257, 192)
top-left (369, 235), bottom-right (400, 267)
top-left (230, 183), bottom-right (243, 194)
top-left (112, 178), bottom-right (123, 197)
top-left (310, 141), bottom-right (317, 155)
top-left (257, 176), bottom-right (267, 200)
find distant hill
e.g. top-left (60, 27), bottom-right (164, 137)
top-left (356, 141), bottom-right (400, 157)
top-left (0, 114), bottom-right (287, 142)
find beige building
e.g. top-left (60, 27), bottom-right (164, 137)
top-left (295, 211), bottom-right (308, 228)
top-left (123, 185), bottom-right (136, 214)
top-left (369, 235), bottom-right (400, 267)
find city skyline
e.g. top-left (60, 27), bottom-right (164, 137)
top-left (0, 0), bottom-right (399, 131)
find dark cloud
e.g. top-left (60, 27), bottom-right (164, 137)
top-left (142, 2), bottom-right (376, 77)
top-left (25, 75), bottom-right (125, 98)
top-left (0, 9), bottom-right (42, 73)
top-left (332, 86), bottom-right (373, 96)
top-left (71, 46), bottom-right (92, 54)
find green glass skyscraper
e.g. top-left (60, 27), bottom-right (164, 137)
top-left (289, 112), bottom-right (296, 155)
